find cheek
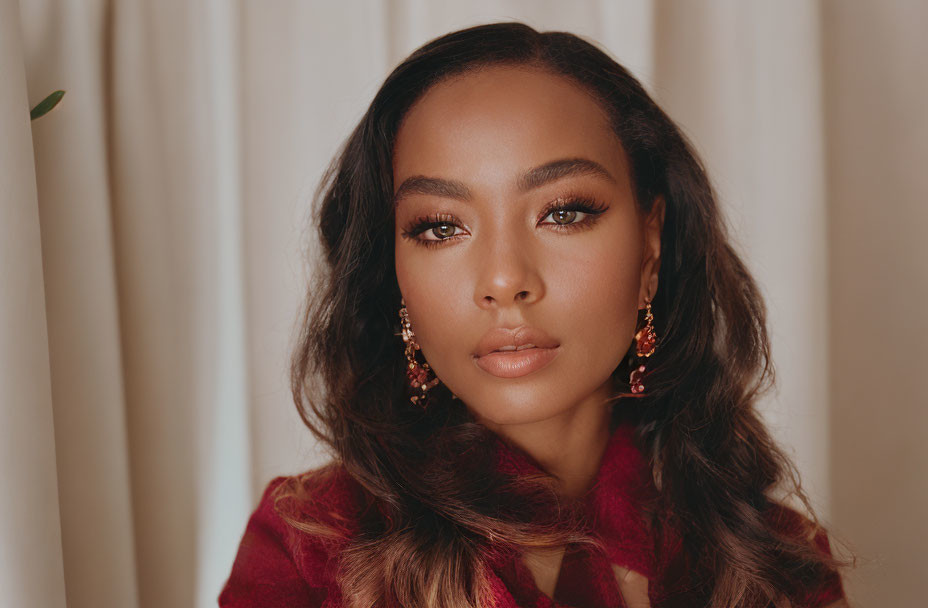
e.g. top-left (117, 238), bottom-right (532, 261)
top-left (552, 239), bottom-right (641, 363)
top-left (394, 248), bottom-right (469, 358)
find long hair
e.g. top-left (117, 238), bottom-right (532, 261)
top-left (280, 21), bottom-right (851, 607)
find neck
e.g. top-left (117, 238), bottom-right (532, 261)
top-left (478, 379), bottom-right (616, 499)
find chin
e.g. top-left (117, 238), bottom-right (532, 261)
top-left (465, 396), bottom-right (570, 427)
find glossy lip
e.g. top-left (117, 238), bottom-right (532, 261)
top-left (473, 345), bottom-right (560, 378)
top-left (472, 325), bottom-right (561, 379)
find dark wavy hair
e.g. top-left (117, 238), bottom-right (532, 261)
top-left (278, 21), bottom-right (851, 608)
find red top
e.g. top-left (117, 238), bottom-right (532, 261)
top-left (219, 421), bottom-right (845, 607)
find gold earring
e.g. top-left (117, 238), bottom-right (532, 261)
top-left (398, 298), bottom-right (440, 407)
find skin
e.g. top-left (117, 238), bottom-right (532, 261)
top-left (392, 65), bottom-right (664, 598)
top-left (389, 65), bottom-right (853, 608)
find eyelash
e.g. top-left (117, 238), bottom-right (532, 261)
top-left (400, 195), bottom-right (609, 249)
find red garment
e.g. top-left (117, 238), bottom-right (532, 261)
top-left (219, 421), bottom-right (845, 607)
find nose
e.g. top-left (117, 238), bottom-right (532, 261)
top-left (473, 232), bottom-right (545, 309)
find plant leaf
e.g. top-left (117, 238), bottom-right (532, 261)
top-left (30, 90), bottom-right (66, 121)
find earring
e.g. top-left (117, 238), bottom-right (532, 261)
top-left (398, 298), bottom-right (441, 408)
top-left (629, 298), bottom-right (658, 394)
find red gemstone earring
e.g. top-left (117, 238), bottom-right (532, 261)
top-left (398, 298), bottom-right (440, 408)
top-left (629, 298), bottom-right (658, 394)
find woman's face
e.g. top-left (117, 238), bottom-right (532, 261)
top-left (393, 65), bottom-right (663, 427)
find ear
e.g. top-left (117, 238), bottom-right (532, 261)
top-left (639, 196), bottom-right (665, 309)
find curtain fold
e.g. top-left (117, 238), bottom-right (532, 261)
top-left (2, 1), bottom-right (923, 607)
top-left (0, 0), bottom-right (67, 605)
top-left (14, 0), bottom-right (141, 605)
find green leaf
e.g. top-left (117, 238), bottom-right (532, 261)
top-left (30, 90), bottom-right (66, 121)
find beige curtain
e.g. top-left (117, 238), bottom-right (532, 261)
top-left (1, 1), bottom-right (924, 606)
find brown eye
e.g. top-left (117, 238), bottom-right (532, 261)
top-left (431, 224), bottom-right (457, 238)
top-left (538, 196), bottom-right (609, 230)
top-left (401, 213), bottom-right (466, 248)
top-left (550, 209), bottom-right (578, 225)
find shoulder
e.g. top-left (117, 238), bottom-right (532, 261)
top-left (763, 501), bottom-right (834, 556)
top-left (218, 462), bottom-right (366, 607)
top-left (763, 501), bottom-right (847, 607)
top-left (268, 462), bottom-right (368, 542)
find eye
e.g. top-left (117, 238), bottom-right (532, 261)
top-left (545, 208), bottom-right (582, 225)
top-left (400, 213), bottom-right (467, 248)
top-left (538, 196), bottom-right (609, 230)
top-left (423, 222), bottom-right (462, 241)
top-left (398, 195), bottom-right (610, 249)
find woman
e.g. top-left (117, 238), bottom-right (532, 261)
top-left (219, 22), bottom-right (852, 608)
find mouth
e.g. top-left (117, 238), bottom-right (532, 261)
top-left (490, 343), bottom-right (543, 353)
top-left (473, 345), bottom-right (560, 379)
top-left (471, 325), bottom-right (561, 378)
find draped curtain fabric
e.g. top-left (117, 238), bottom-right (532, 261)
top-left (1, 1), bottom-right (924, 607)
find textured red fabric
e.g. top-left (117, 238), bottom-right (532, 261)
top-left (218, 420), bottom-right (845, 607)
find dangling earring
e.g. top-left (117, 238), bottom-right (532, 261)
top-left (629, 298), bottom-right (658, 394)
top-left (398, 298), bottom-right (441, 408)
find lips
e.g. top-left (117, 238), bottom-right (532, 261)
top-left (473, 326), bottom-right (560, 358)
top-left (472, 326), bottom-right (561, 378)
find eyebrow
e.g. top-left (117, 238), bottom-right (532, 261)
top-left (392, 157), bottom-right (616, 207)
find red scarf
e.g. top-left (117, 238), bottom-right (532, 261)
top-left (219, 418), bottom-right (844, 607)
top-left (484, 418), bottom-right (676, 607)
top-left (482, 418), bottom-right (845, 607)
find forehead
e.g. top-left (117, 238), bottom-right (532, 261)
top-left (392, 65), bottom-right (626, 191)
